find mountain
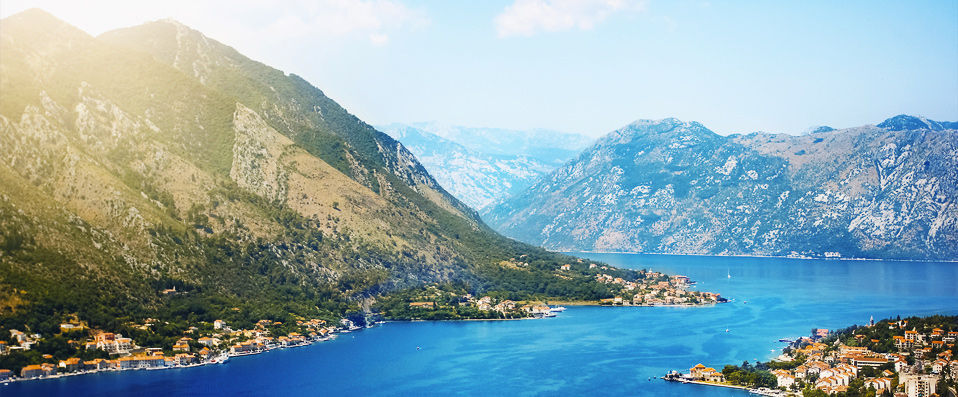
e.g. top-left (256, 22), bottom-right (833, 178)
top-left (803, 126), bottom-right (835, 135)
top-left (401, 122), bottom-right (593, 164)
top-left (0, 10), bottom-right (631, 332)
top-left (485, 117), bottom-right (958, 260)
top-left (877, 114), bottom-right (949, 131)
top-left (377, 123), bottom-right (589, 211)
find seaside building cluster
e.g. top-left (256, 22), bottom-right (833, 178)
top-left (774, 318), bottom-right (958, 396)
top-left (0, 316), bottom-right (357, 383)
top-left (593, 271), bottom-right (725, 306)
top-left (669, 316), bottom-right (958, 396)
top-left (406, 293), bottom-right (562, 319)
top-left (393, 270), bottom-right (723, 321)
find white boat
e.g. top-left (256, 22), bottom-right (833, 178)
top-left (550, 306), bottom-right (567, 312)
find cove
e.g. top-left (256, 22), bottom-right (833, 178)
top-left (5, 254), bottom-right (957, 396)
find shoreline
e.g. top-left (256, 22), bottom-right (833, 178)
top-left (662, 376), bottom-right (785, 396)
top-left (3, 271), bottom-right (725, 385)
top-left (399, 317), bottom-right (534, 322)
top-left (662, 377), bottom-right (750, 391)
top-left (567, 251), bottom-right (958, 264)
top-left (4, 301), bottom-right (723, 385)
top-left (2, 336), bottom-right (332, 385)
top-left (1, 354), bottom-right (230, 384)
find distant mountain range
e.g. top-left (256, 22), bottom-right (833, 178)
top-left (377, 123), bottom-right (592, 211)
top-left (485, 115), bottom-right (958, 260)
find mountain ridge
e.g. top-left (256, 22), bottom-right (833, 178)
top-left (486, 116), bottom-right (958, 260)
top-left (0, 9), bottom-right (632, 334)
top-left (377, 123), bottom-right (591, 211)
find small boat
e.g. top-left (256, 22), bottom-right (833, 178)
top-left (727, 270), bottom-right (731, 279)
top-left (550, 306), bottom-right (567, 312)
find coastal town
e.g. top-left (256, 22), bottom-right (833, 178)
top-left (590, 267), bottom-right (726, 307)
top-left (0, 316), bottom-right (360, 383)
top-left (666, 315), bottom-right (958, 397)
top-left (0, 266), bottom-right (724, 384)
top-left (376, 264), bottom-right (726, 320)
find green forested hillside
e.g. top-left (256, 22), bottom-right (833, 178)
top-left (0, 9), bottom-right (635, 336)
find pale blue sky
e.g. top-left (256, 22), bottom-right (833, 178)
top-left (3, 0), bottom-right (957, 136)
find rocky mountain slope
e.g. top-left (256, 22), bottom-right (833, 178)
top-left (485, 117), bottom-right (958, 260)
top-left (378, 123), bottom-right (590, 211)
top-left (0, 10), bottom-right (623, 330)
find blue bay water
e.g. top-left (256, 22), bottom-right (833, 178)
top-left (5, 254), bottom-right (957, 396)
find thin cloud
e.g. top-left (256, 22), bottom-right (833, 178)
top-left (494, 0), bottom-right (647, 38)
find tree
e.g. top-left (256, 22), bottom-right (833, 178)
top-left (802, 389), bottom-right (827, 397)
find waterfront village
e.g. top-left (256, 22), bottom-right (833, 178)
top-left (590, 266), bottom-right (725, 307)
top-left (667, 315), bottom-right (958, 397)
top-left (389, 264), bottom-right (726, 320)
top-left (0, 263), bottom-right (724, 383)
top-left (0, 316), bottom-right (356, 383)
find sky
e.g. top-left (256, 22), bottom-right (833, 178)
top-left (2, 0), bottom-right (957, 137)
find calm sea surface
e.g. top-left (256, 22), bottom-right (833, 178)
top-left (6, 254), bottom-right (957, 396)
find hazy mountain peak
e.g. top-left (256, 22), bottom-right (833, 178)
top-left (378, 122), bottom-right (588, 210)
top-left (400, 122), bottom-right (592, 158)
top-left (1, 8), bottom-right (94, 44)
top-left (3, 7), bottom-right (62, 25)
top-left (155, 17), bottom-right (189, 28)
top-left (627, 117), bottom-right (683, 127)
top-left (604, 118), bottom-right (717, 145)
top-left (624, 117), bottom-right (711, 132)
top-left (803, 125), bottom-right (836, 135)
top-left (877, 114), bottom-right (945, 131)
